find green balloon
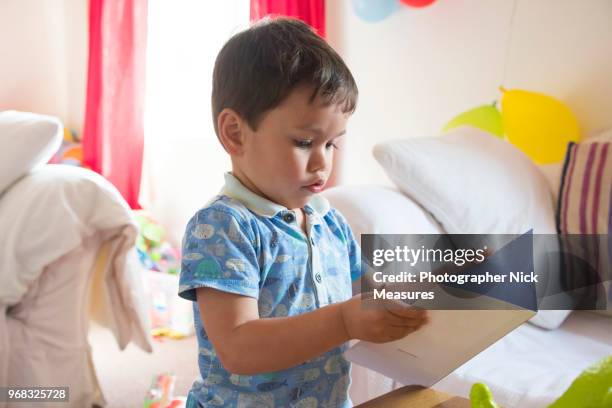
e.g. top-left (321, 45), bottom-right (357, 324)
top-left (442, 103), bottom-right (504, 138)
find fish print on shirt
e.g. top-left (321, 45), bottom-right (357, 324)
top-left (236, 392), bottom-right (275, 408)
top-left (192, 224), bottom-right (215, 239)
top-left (195, 259), bottom-right (222, 279)
top-left (256, 379), bottom-right (288, 392)
top-left (229, 374), bottom-right (252, 387)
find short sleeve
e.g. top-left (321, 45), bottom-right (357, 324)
top-left (330, 208), bottom-right (362, 282)
top-left (178, 206), bottom-right (260, 302)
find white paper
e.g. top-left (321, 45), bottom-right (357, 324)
top-left (344, 308), bottom-right (535, 386)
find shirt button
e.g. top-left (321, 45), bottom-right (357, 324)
top-left (283, 212), bottom-right (295, 223)
top-left (315, 273), bottom-right (322, 283)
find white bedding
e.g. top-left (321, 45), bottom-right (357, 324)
top-left (0, 164), bottom-right (151, 351)
top-left (435, 311), bottom-right (612, 407)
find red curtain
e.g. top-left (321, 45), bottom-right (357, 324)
top-left (250, 0), bottom-right (325, 38)
top-left (83, 0), bottom-right (148, 208)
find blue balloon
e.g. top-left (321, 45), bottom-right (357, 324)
top-left (352, 0), bottom-right (400, 23)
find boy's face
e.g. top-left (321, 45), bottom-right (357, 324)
top-left (233, 85), bottom-right (349, 210)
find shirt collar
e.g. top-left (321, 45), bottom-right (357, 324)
top-left (221, 172), bottom-right (330, 218)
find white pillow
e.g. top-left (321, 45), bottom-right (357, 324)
top-left (373, 127), bottom-right (557, 234)
top-left (373, 127), bottom-right (570, 329)
top-left (322, 185), bottom-right (443, 243)
top-left (0, 110), bottom-right (63, 193)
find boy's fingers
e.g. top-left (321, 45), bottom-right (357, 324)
top-left (384, 311), bottom-right (422, 326)
top-left (386, 324), bottom-right (423, 340)
top-left (384, 303), bottom-right (427, 319)
top-left (389, 318), bottom-right (427, 329)
top-left (386, 311), bottom-right (427, 326)
top-left (385, 307), bottom-right (426, 319)
top-left (363, 296), bottom-right (428, 322)
top-left (381, 298), bottom-right (414, 309)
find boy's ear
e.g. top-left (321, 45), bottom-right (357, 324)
top-left (217, 108), bottom-right (247, 155)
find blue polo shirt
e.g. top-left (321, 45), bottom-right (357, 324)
top-left (179, 172), bottom-right (361, 408)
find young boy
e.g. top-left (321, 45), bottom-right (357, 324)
top-left (179, 18), bottom-right (427, 408)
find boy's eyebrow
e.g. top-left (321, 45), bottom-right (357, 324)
top-left (295, 125), bottom-right (346, 138)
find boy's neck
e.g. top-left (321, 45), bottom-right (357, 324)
top-left (294, 208), bottom-right (307, 234)
top-left (229, 169), bottom-right (306, 213)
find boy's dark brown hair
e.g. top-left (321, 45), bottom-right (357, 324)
top-left (212, 17), bottom-right (358, 136)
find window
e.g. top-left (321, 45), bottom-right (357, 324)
top-left (141, 0), bottom-right (249, 245)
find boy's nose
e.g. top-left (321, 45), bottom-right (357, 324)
top-left (307, 148), bottom-right (329, 173)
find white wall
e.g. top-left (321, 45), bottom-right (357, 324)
top-left (2, 0), bottom-right (611, 242)
top-left (327, 0), bottom-right (612, 186)
top-left (0, 0), bottom-right (88, 133)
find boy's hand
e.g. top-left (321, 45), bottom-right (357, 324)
top-left (339, 294), bottom-right (428, 343)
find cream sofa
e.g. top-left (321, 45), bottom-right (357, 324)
top-left (0, 111), bottom-right (152, 407)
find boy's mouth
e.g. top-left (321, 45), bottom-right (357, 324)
top-left (303, 179), bottom-right (325, 193)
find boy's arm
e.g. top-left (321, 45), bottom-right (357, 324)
top-left (197, 287), bottom-right (348, 375)
top-left (353, 271), bottom-right (380, 293)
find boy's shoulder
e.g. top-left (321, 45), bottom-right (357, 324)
top-left (186, 195), bottom-right (258, 235)
top-left (324, 205), bottom-right (348, 223)
top-left (192, 194), bottom-right (254, 221)
top-left (323, 206), bottom-right (353, 231)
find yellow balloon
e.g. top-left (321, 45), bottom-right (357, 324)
top-left (500, 87), bottom-right (581, 164)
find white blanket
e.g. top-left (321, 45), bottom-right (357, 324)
top-left (0, 164), bottom-right (152, 352)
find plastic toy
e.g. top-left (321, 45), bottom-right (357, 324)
top-left (469, 383), bottom-right (499, 408)
top-left (50, 127), bottom-right (84, 166)
top-left (471, 356), bottom-right (612, 408)
top-left (135, 211), bottom-right (180, 275)
top-left (144, 373), bottom-right (187, 408)
top-left (548, 355), bottom-right (612, 408)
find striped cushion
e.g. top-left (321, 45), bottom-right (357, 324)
top-left (557, 138), bottom-right (612, 314)
top-left (557, 140), bottom-right (612, 234)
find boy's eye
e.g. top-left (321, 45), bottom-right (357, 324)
top-left (293, 139), bottom-right (339, 150)
top-left (294, 139), bottom-right (312, 148)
